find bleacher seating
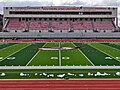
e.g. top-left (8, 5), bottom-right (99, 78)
top-left (72, 21), bottom-right (93, 30)
top-left (94, 21), bottom-right (115, 29)
top-left (60, 21), bottom-right (70, 30)
top-left (30, 20), bottom-right (40, 29)
top-left (51, 21), bottom-right (61, 30)
top-left (7, 20), bottom-right (26, 29)
top-left (40, 21), bottom-right (49, 29)
top-left (6, 19), bottom-right (115, 31)
top-left (7, 20), bottom-right (50, 30)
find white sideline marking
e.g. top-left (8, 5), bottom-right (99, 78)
top-left (0, 44), bottom-right (31, 62)
top-left (59, 42), bottom-right (62, 66)
top-left (72, 43), bottom-right (95, 66)
top-left (26, 43), bottom-right (47, 66)
top-left (89, 44), bottom-right (120, 63)
top-left (0, 66), bottom-right (120, 69)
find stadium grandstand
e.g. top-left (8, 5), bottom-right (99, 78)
top-left (0, 6), bottom-right (120, 39)
top-left (0, 6), bottom-right (120, 90)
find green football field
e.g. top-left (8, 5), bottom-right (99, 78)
top-left (0, 42), bottom-right (120, 66)
top-left (0, 42), bottom-right (120, 79)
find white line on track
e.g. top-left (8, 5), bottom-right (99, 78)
top-left (0, 44), bottom-right (31, 62)
top-left (59, 42), bottom-right (62, 66)
top-left (26, 43), bottom-right (47, 66)
top-left (72, 43), bottom-right (95, 66)
top-left (89, 44), bottom-right (120, 63)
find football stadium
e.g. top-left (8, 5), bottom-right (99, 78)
top-left (0, 6), bottom-right (120, 89)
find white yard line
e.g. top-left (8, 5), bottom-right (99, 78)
top-left (100, 43), bottom-right (120, 51)
top-left (0, 43), bottom-right (4, 45)
top-left (26, 43), bottom-right (47, 66)
top-left (26, 51), bottom-right (40, 66)
top-left (59, 42), bottom-right (62, 66)
top-left (72, 43), bottom-right (95, 66)
top-left (89, 44), bottom-right (120, 63)
top-left (0, 43), bottom-right (19, 52)
top-left (0, 44), bottom-right (31, 62)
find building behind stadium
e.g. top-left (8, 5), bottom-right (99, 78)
top-left (0, 14), bottom-right (3, 32)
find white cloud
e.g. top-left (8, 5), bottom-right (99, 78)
top-left (0, 0), bottom-right (119, 6)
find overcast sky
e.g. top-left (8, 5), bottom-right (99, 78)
top-left (0, 0), bottom-right (120, 26)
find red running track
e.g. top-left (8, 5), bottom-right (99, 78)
top-left (0, 80), bottom-right (120, 90)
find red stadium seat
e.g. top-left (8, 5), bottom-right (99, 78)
top-left (7, 19), bottom-right (115, 31)
top-left (93, 21), bottom-right (115, 29)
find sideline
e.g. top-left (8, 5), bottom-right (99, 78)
top-left (0, 66), bottom-right (120, 69)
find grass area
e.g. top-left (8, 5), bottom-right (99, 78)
top-left (0, 43), bottom-right (27, 60)
top-left (0, 42), bottom-right (119, 79)
top-left (0, 42), bottom-right (120, 66)
top-left (90, 43), bottom-right (120, 65)
top-left (91, 43), bottom-right (120, 58)
top-left (0, 43), bottom-right (45, 66)
top-left (101, 43), bottom-right (120, 50)
top-left (61, 43), bottom-right (92, 66)
top-left (0, 43), bottom-right (17, 50)
top-left (74, 43), bottom-right (120, 66)
top-left (0, 69), bottom-right (120, 79)
top-left (28, 43), bottom-right (59, 66)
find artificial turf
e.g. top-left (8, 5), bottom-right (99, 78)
top-left (0, 69), bottom-right (120, 79)
top-left (0, 42), bottom-right (120, 79)
top-left (0, 42), bottom-right (120, 66)
top-left (0, 43), bottom-right (45, 66)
